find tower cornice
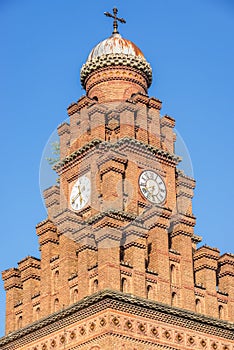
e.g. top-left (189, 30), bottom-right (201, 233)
top-left (54, 137), bottom-right (181, 174)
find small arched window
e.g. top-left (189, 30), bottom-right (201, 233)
top-left (36, 307), bottom-right (40, 320)
top-left (218, 305), bottom-right (224, 319)
top-left (171, 292), bottom-right (177, 307)
top-left (147, 285), bottom-right (153, 299)
top-left (54, 270), bottom-right (59, 291)
top-left (18, 315), bottom-right (22, 329)
top-left (195, 298), bottom-right (202, 313)
top-left (54, 298), bottom-right (59, 312)
top-left (121, 278), bottom-right (127, 293)
top-left (73, 289), bottom-right (78, 303)
top-left (170, 264), bottom-right (176, 284)
top-left (93, 279), bottom-right (98, 293)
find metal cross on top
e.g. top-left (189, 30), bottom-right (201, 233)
top-left (104, 8), bottom-right (126, 34)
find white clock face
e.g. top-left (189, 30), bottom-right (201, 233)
top-left (70, 175), bottom-right (91, 211)
top-left (139, 170), bottom-right (166, 204)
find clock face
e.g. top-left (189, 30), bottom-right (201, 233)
top-left (70, 175), bottom-right (91, 211)
top-left (139, 170), bottom-right (166, 204)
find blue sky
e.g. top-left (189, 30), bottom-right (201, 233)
top-left (0, 0), bottom-right (234, 336)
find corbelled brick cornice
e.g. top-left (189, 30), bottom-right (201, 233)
top-left (80, 53), bottom-right (152, 88)
top-left (54, 137), bottom-right (181, 174)
top-left (0, 290), bottom-right (233, 348)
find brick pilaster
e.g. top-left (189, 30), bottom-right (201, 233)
top-left (143, 207), bottom-right (172, 304)
top-left (170, 214), bottom-right (196, 311)
top-left (194, 245), bottom-right (220, 317)
top-left (18, 256), bottom-right (40, 327)
top-left (96, 226), bottom-right (122, 291)
top-left (36, 219), bottom-right (58, 318)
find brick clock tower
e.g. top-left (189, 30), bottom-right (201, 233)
top-left (1, 9), bottom-right (234, 350)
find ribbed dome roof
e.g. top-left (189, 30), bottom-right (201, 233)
top-left (87, 33), bottom-right (145, 61)
top-left (80, 33), bottom-right (152, 90)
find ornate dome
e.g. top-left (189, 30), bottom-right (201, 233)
top-left (87, 33), bottom-right (145, 61)
top-left (80, 33), bottom-right (152, 90)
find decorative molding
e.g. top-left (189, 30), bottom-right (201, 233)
top-left (54, 136), bottom-right (181, 176)
top-left (1, 290), bottom-right (233, 349)
top-left (80, 53), bottom-right (152, 88)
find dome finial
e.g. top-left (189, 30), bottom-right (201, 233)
top-left (104, 7), bottom-right (126, 34)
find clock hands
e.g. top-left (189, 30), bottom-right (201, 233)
top-left (146, 184), bottom-right (156, 191)
top-left (143, 184), bottom-right (158, 194)
top-left (71, 185), bottom-right (83, 204)
top-left (79, 192), bottom-right (83, 205)
top-left (71, 184), bottom-right (87, 207)
top-left (70, 176), bottom-right (91, 211)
